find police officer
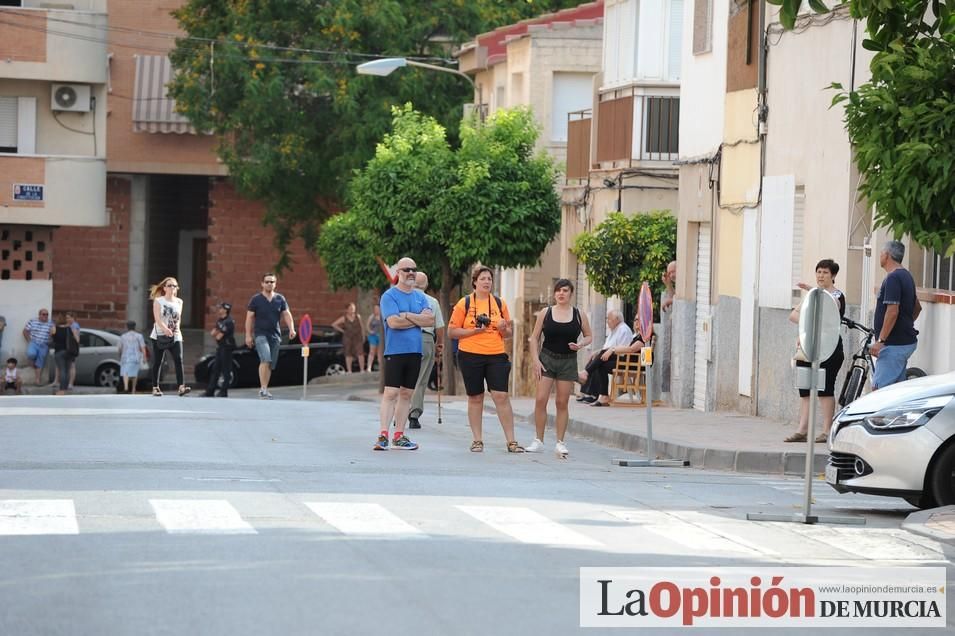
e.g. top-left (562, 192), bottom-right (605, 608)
top-left (205, 302), bottom-right (236, 397)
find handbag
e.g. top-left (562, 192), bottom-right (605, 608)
top-left (155, 335), bottom-right (176, 350)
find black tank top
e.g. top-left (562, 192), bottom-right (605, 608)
top-left (542, 307), bottom-right (581, 355)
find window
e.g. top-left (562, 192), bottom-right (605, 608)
top-left (693, 0), bottom-right (712, 55)
top-left (922, 250), bottom-right (955, 293)
top-left (550, 72), bottom-right (593, 142)
top-left (642, 96), bottom-right (679, 158)
top-left (79, 332), bottom-right (108, 348)
top-left (0, 1), bottom-right (24, 7)
top-left (0, 97), bottom-right (17, 153)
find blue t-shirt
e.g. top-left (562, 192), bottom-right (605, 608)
top-left (873, 268), bottom-right (918, 346)
top-left (247, 292), bottom-right (288, 338)
top-left (380, 286), bottom-right (429, 356)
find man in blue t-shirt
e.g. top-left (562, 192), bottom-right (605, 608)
top-left (373, 257), bottom-right (434, 451)
top-left (871, 240), bottom-right (922, 389)
top-left (245, 273), bottom-right (295, 400)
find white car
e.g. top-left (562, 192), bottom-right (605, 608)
top-left (826, 371), bottom-right (955, 508)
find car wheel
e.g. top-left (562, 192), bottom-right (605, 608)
top-left (906, 367), bottom-right (927, 381)
top-left (928, 444), bottom-right (955, 506)
top-left (95, 363), bottom-right (121, 388)
top-left (324, 362), bottom-right (346, 376)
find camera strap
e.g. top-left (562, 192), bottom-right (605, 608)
top-left (465, 293), bottom-right (503, 325)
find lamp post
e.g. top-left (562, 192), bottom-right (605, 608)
top-left (356, 57), bottom-right (483, 120)
top-left (356, 57), bottom-right (475, 88)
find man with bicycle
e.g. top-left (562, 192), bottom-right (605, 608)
top-left (870, 240), bottom-right (921, 389)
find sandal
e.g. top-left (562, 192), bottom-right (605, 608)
top-left (784, 432), bottom-right (807, 443)
top-left (152, 386), bottom-right (163, 397)
top-left (815, 433), bottom-right (828, 444)
top-left (178, 385), bottom-right (191, 397)
top-left (507, 441), bottom-right (525, 453)
top-left (470, 440), bottom-right (484, 453)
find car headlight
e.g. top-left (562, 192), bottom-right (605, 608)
top-left (863, 395), bottom-right (953, 432)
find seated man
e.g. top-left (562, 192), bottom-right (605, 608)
top-left (3, 358), bottom-right (23, 395)
top-left (577, 309), bottom-right (633, 402)
top-left (581, 330), bottom-right (644, 406)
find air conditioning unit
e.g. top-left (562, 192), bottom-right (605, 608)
top-left (51, 84), bottom-right (92, 113)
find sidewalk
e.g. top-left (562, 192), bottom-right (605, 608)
top-left (333, 379), bottom-right (828, 476)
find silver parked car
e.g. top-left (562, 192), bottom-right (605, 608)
top-left (74, 328), bottom-right (151, 388)
top-left (826, 371), bottom-right (955, 508)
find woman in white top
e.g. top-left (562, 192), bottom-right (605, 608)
top-left (149, 276), bottom-right (190, 397)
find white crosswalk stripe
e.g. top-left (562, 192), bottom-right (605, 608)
top-left (305, 502), bottom-right (425, 538)
top-left (606, 509), bottom-right (778, 558)
top-left (149, 499), bottom-right (257, 535)
top-left (457, 505), bottom-right (601, 547)
top-left (0, 500), bottom-right (78, 536)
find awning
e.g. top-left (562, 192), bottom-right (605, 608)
top-left (132, 55), bottom-right (196, 134)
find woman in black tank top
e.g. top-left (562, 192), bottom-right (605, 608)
top-left (527, 279), bottom-right (593, 458)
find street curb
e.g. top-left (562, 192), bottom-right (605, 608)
top-left (346, 392), bottom-right (828, 476)
top-left (901, 505), bottom-right (955, 546)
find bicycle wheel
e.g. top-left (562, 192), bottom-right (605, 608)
top-left (839, 366), bottom-right (865, 407)
top-left (906, 367), bottom-right (927, 380)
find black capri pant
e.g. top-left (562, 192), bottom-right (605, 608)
top-left (151, 339), bottom-right (184, 387)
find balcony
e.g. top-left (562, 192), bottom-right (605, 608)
top-left (0, 4), bottom-right (108, 84)
top-left (595, 87), bottom-right (679, 166)
top-left (0, 154), bottom-right (106, 226)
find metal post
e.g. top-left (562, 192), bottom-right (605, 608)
top-left (302, 354), bottom-right (308, 400)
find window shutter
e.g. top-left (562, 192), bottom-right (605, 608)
top-left (0, 97), bottom-right (18, 149)
top-left (693, 0), bottom-right (712, 55)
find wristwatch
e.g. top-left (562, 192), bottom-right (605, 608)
top-left (876, 338), bottom-right (886, 344)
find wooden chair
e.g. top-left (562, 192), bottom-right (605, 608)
top-left (609, 352), bottom-right (646, 406)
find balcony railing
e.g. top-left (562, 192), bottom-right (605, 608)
top-left (565, 109), bottom-right (591, 183)
top-left (595, 88), bottom-right (679, 165)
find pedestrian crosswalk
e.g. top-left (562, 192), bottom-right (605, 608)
top-left (0, 496), bottom-right (946, 564)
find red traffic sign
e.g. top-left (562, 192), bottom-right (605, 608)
top-left (298, 314), bottom-right (312, 344)
top-left (637, 281), bottom-right (654, 343)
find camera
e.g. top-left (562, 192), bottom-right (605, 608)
top-left (475, 313), bottom-right (491, 328)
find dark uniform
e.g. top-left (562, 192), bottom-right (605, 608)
top-left (205, 304), bottom-right (236, 397)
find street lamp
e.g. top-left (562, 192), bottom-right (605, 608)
top-left (356, 57), bottom-right (475, 89)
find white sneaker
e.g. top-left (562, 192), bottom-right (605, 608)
top-left (555, 441), bottom-right (569, 458)
top-left (525, 438), bottom-right (544, 453)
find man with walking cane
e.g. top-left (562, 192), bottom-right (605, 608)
top-left (408, 271), bottom-right (445, 429)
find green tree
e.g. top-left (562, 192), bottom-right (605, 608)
top-left (573, 211), bottom-right (677, 314)
top-left (169, 0), bottom-right (583, 269)
top-left (317, 104), bottom-right (561, 316)
top-left (772, 0), bottom-right (955, 252)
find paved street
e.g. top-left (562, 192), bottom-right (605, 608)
top-left (1, 392), bottom-right (953, 635)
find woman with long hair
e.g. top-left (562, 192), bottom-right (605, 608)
top-left (448, 266), bottom-right (525, 453)
top-left (527, 279), bottom-right (592, 458)
top-left (332, 302), bottom-right (366, 373)
top-left (149, 276), bottom-right (189, 397)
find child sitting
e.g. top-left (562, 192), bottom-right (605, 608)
top-left (3, 358), bottom-right (23, 395)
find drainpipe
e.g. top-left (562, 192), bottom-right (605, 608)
top-left (752, 0), bottom-right (768, 415)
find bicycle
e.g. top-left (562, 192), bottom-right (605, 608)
top-left (838, 317), bottom-right (926, 407)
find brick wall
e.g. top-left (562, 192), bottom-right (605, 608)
top-left (52, 177), bottom-right (131, 328)
top-left (206, 179), bottom-right (356, 331)
top-left (0, 10), bottom-right (47, 63)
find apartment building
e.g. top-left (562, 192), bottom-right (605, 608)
top-left (0, 0), bottom-right (353, 366)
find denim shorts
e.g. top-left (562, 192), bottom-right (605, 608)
top-left (26, 341), bottom-right (49, 367)
top-left (873, 342), bottom-right (917, 389)
top-left (254, 334), bottom-right (281, 370)
top-left (368, 333), bottom-right (380, 347)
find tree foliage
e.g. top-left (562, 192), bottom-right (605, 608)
top-left (317, 105), bottom-right (561, 310)
top-left (168, 0), bottom-right (583, 269)
top-left (774, 0), bottom-right (955, 252)
top-left (573, 211), bottom-right (677, 307)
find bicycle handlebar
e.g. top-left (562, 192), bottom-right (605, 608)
top-left (841, 317), bottom-right (874, 335)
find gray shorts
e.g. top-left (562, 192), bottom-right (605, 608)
top-left (539, 348), bottom-right (579, 382)
top-left (254, 334), bottom-right (281, 369)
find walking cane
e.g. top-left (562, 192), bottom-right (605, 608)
top-left (436, 348), bottom-right (443, 424)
